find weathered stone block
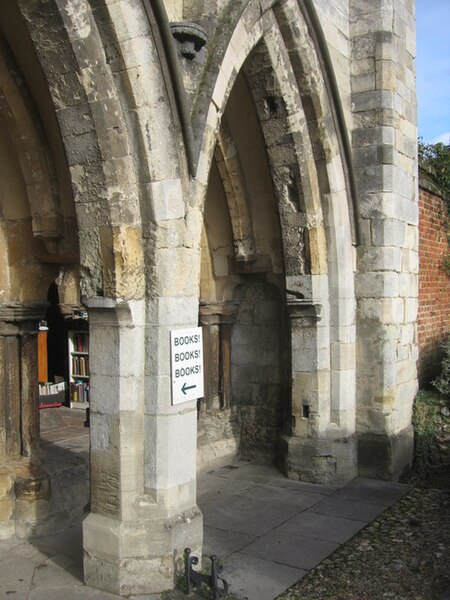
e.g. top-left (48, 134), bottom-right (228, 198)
top-left (143, 408), bottom-right (198, 493)
top-left (280, 433), bottom-right (358, 483)
top-left (0, 498), bottom-right (13, 522)
top-left (403, 297), bottom-right (418, 323)
top-left (149, 179), bottom-right (186, 222)
top-left (357, 297), bottom-right (404, 324)
top-left (358, 245), bottom-right (402, 272)
top-left (401, 249), bottom-right (419, 274)
top-left (0, 472), bottom-right (13, 500)
top-left (15, 471), bottom-right (50, 502)
top-left (358, 425), bottom-right (414, 480)
top-left (372, 218), bottom-right (407, 247)
top-left (355, 271), bottom-right (399, 298)
top-left (83, 508), bottom-right (202, 595)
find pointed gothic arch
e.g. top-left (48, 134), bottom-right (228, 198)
top-left (194, 0), bottom-right (357, 482)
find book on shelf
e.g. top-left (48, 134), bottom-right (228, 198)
top-left (68, 328), bottom-right (90, 408)
top-left (71, 380), bottom-right (90, 403)
top-left (71, 355), bottom-right (90, 377)
top-left (73, 332), bottom-right (89, 353)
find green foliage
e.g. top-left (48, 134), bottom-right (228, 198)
top-left (433, 336), bottom-right (450, 398)
top-left (419, 140), bottom-right (450, 274)
top-left (443, 253), bottom-right (450, 275)
top-left (419, 140), bottom-right (450, 206)
top-left (413, 390), bottom-right (441, 470)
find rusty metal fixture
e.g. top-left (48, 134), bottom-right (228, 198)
top-left (184, 547), bottom-right (229, 600)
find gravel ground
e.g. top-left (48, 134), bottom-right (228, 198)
top-left (277, 466), bottom-right (450, 600)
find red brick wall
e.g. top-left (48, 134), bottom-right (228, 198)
top-left (417, 187), bottom-right (450, 384)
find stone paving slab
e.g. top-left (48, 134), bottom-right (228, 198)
top-left (29, 585), bottom-right (122, 599)
top-left (233, 482), bottom-right (327, 509)
top-left (221, 553), bottom-right (307, 600)
top-left (308, 493), bottom-right (390, 522)
top-left (263, 477), bottom-right (344, 495)
top-left (199, 490), bottom-right (302, 537)
top-left (336, 476), bottom-right (410, 504)
top-left (242, 533), bottom-right (340, 571)
top-left (197, 473), bottom-right (257, 496)
top-left (211, 462), bottom-right (288, 483)
top-left (0, 555), bottom-right (36, 597)
top-left (268, 511), bottom-right (367, 544)
top-left (203, 524), bottom-right (256, 557)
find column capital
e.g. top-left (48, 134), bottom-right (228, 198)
top-left (82, 296), bottom-right (119, 310)
top-left (0, 302), bottom-right (48, 334)
top-left (0, 302), bottom-right (48, 322)
top-left (286, 298), bottom-right (322, 321)
top-left (199, 301), bottom-right (238, 325)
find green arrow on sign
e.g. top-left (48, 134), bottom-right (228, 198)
top-left (182, 382), bottom-right (196, 395)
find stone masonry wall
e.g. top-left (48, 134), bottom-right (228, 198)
top-left (417, 186), bottom-right (450, 384)
top-left (231, 281), bottom-right (287, 459)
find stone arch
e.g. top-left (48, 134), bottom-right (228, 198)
top-left (0, 36), bottom-right (67, 304)
top-left (14, 0), bottom-right (147, 301)
top-left (214, 118), bottom-right (257, 264)
top-left (198, 62), bottom-right (288, 463)
top-left (194, 0), bottom-right (357, 482)
top-left (0, 36), bottom-right (63, 251)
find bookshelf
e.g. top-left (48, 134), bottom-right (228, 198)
top-left (68, 330), bottom-right (90, 409)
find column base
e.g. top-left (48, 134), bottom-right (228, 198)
top-left (358, 425), bottom-right (414, 481)
top-left (83, 505), bottom-right (203, 596)
top-left (0, 460), bottom-right (52, 539)
top-left (279, 433), bottom-right (358, 483)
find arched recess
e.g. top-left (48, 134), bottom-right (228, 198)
top-left (195, 0), bottom-right (358, 483)
top-left (199, 71), bottom-right (287, 468)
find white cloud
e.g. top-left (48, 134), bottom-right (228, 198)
top-left (431, 132), bottom-right (450, 145)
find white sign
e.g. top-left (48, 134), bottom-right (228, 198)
top-left (170, 327), bottom-right (204, 405)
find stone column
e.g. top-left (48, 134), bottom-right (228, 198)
top-left (350, 0), bottom-right (417, 479)
top-left (83, 297), bottom-right (203, 596)
top-left (197, 302), bottom-right (238, 469)
top-left (20, 322), bottom-right (41, 457)
top-left (199, 302), bottom-right (237, 411)
top-left (220, 319), bottom-right (233, 409)
top-left (0, 303), bottom-right (47, 460)
top-left (0, 323), bottom-right (21, 459)
top-left (281, 296), bottom-right (358, 483)
top-left (200, 315), bottom-right (220, 412)
top-left (280, 299), bottom-right (336, 483)
top-left (0, 302), bottom-right (49, 539)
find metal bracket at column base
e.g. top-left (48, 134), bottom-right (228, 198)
top-left (184, 547), bottom-right (229, 600)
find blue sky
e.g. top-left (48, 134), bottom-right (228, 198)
top-left (416, 0), bottom-right (450, 144)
